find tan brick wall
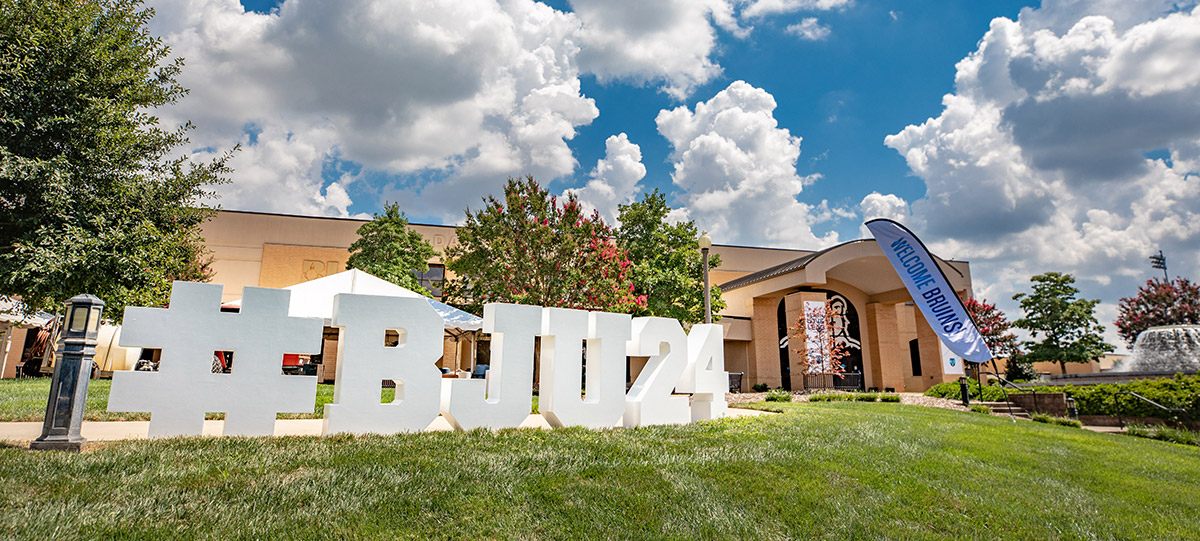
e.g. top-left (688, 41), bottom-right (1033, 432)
top-left (259, 244), bottom-right (352, 289)
top-left (865, 302), bottom-right (907, 392)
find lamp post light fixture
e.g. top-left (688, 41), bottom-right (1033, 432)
top-left (698, 230), bottom-right (713, 325)
top-left (30, 294), bottom-right (104, 452)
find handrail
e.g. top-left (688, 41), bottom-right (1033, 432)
top-left (980, 371), bottom-right (1028, 423)
top-left (1115, 390), bottom-right (1188, 429)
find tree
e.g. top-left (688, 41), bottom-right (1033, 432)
top-left (1114, 277), bottom-right (1200, 346)
top-left (790, 301), bottom-right (848, 390)
top-left (963, 296), bottom-right (1020, 358)
top-left (346, 203), bottom-right (438, 297)
top-left (444, 176), bottom-right (643, 314)
top-left (615, 189), bottom-right (725, 323)
top-left (1012, 272), bottom-right (1114, 374)
top-left (0, 0), bottom-right (232, 319)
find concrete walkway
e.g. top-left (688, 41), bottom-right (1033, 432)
top-left (0, 407), bottom-right (773, 444)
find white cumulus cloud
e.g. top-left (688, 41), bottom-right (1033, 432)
top-left (786, 18), bottom-right (831, 40)
top-left (567, 133), bottom-right (647, 224)
top-left (657, 81), bottom-right (841, 248)
top-left (885, 0), bottom-right (1200, 351)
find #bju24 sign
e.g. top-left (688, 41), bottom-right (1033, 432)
top-left (108, 282), bottom-right (727, 438)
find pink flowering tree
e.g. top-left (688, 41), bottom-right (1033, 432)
top-left (444, 176), bottom-right (644, 314)
top-left (1114, 278), bottom-right (1200, 346)
top-left (963, 297), bottom-right (1020, 358)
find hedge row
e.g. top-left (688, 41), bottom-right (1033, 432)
top-left (808, 392), bottom-right (901, 403)
top-left (924, 374), bottom-right (1200, 420)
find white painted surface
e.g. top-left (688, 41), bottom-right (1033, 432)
top-left (109, 282), bottom-right (321, 438)
top-left (440, 304), bottom-right (540, 430)
top-left (624, 317), bottom-right (691, 427)
top-left (539, 309), bottom-right (629, 429)
top-left (323, 294), bottom-right (444, 435)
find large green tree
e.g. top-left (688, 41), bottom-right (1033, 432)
top-left (346, 202), bottom-right (438, 297)
top-left (444, 176), bottom-right (642, 314)
top-left (615, 189), bottom-right (725, 323)
top-left (1113, 278), bottom-right (1200, 346)
top-left (0, 0), bottom-right (231, 319)
top-left (1012, 272), bottom-right (1114, 374)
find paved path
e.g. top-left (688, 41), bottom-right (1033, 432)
top-left (0, 408), bottom-right (773, 444)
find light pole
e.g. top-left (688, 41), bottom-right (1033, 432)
top-left (1150, 250), bottom-right (1168, 281)
top-left (699, 231), bottom-right (712, 324)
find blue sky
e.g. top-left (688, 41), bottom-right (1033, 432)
top-left (150, 0), bottom-right (1200, 350)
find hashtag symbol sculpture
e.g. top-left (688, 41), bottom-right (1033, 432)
top-left (109, 282), bottom-right (322, 438)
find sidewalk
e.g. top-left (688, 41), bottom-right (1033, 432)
top-left (0, 407), bottom-right (773, 444)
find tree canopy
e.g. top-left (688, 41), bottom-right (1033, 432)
top-left (346, 203), bottom-right (438, 297)
top-left (1012, 272), bottom-right (1113, 374)
top-left (615, 189), bottom-right (725, 323)
top-left (1114, 277), bottom-right (1200, 346)
top-left (963, 297), bottom-right (1020, 359)
top-left (444, 176), bottom-right (642, 314)
top-left (0, 0), bottom-right (231, 318)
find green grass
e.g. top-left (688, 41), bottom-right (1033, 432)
top-left (1126, 424), bottom-right (1200, 447)
top-left (2, 402), bottom-right (1200, 538)
top-left (0, 379), bottom-right (538, 421)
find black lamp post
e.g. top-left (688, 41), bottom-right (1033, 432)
top-left (699, 231), bottom-right (712, 324)
top-left (30, 294), bottom-right (104, 452)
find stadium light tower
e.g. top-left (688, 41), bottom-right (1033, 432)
top-left (1149, 250), bottom-right (1168, 281)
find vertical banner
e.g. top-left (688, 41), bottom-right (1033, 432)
top-left (865, 219), bottom-right (993, 364)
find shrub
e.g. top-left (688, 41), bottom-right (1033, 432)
top-left (808, 392), bottom-right (900, 403)
top-left (970, 404), bottom-right (992, 414)
top-left (807, 392), bottom-right (847, 402)
top-left (751, 383), bottom-right (769, 393)
top-left (1030, 413), bottom-right (1082, 428)
top-left (924, 374), bottom-right (1200, 421)
top-left (764, 388), bottom-right (792, 402)
top-left (924, 380), bottom-right (1007, 402)
top-left (1125, 424), bottom-right (1200, 447)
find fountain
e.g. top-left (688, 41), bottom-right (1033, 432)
top-left (1113, 325), bottom-right (1200, 373)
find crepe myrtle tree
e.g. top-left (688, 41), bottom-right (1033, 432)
top-left (443, 176), bottom-right (644, 315)
top-left (0, 0), bottom-right (232, 320)
top-left (615, 189), bottom-right (725, 324)
top-left (964, 296), bottom-right (1028, 380)
top-left (1114, 277), bottom-right (1200, 347)
top-left (346, 202), bottom-right (438, 297)
top-left (1012, 272), bottom-right (1114, 375)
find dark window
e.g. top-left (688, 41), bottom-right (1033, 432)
top-left (413, 264), bottom-right (445, 298)
top-left (909, 339), bottom-right (922, 377)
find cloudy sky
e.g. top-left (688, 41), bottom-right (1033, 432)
top-left (150, 0), bottom-right (1200, 351)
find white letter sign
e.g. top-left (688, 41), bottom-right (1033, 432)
top-left (440, 303), bottom-right (540, 430)
top-left (539, 308), bottom-right (629, 429)
top-left (109, 282), bottom-right (322, 437)
top-left (323, 294), bottom-right (443, 435)
top-left (107, 282), bottom-right (730, 438)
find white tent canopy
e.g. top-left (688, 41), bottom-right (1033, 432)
top-left (231, 269), bottom-right (483, 332)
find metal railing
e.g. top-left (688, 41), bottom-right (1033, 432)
top-left (1115, 391), bottom-right (1189, 429)
top-left (980, 371), bottom-right (1042, 423)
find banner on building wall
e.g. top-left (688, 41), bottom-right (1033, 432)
top-left (939, 340), bottom-right (966, 375)
top-left (865, 219), bottom-right (992, 364)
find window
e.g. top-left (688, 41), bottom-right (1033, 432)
top-left (413, 264), bottom-right (445, 298)
top-left (909, 339), bottom-right (922, 377)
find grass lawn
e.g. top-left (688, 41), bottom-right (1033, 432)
top-left (0, 379), bottom-right (538, 421)
top-left (3, 402), bottom-right (1199, 538)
